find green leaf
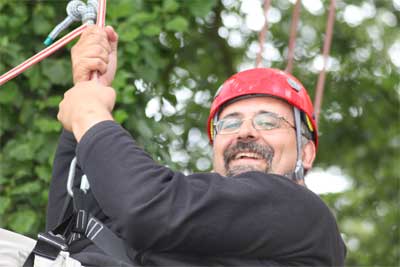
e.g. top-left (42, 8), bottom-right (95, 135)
top-left (34, 165), bottom-right (52, 182)
top-left (165, 16), bottom-right (188, 32)
top-left (108, 0), bottom-right (137, 19)
top-left (11, 181), bottom-right (41, 196)
top-left (38, 95), bottom-right (62, 110)
top-left (9, 210), bottom-right (37, 234)
top-left (8, 142), bottom-right (35, 161)
top-left (143, 24), bottom-right (162, 37)
top-left (114, 109), bottom-right (129, 124)
top-left (119, 25), bottom-right (140, 42)
top-left (41, 59), bottom-right (70, 85)
top-left (131, 12), bottom-right (157, 24)
top-left (25, 66), bottom-right (42, 89)
top-left (0, 197), bottom-right (11, 214)
top-left (187, 0), bottom-right (217, 17)
top-left (34, 118), bottom-right (61, 133)
top-left (32, 15), bottom-right (51, 35)
top-left (19, 101), bottom-right (36, 124)
top-left (0, 84), bottom-right (22, 105)
top-left (163, 0), bottom-right (179, 13)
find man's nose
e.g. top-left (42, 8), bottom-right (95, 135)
top-left (237, 119), bottom-right (259, 141)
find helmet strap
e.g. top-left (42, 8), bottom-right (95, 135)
top-left (293, 107), bottom-right (304, 181)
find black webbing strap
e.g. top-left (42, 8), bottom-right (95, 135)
top-left (23, 231), bottom-right (69, 267)
top-left (23, 186), bottom-right (135, 266)
top-left (71, 188), bottom-right (135, 264)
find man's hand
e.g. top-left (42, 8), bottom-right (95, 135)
top-left (57, 81), bottom-right (116, 142)
top-left (71, 25), bottom-right (118, 86)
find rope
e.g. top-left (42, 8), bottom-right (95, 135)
top-left (255, 0), bottom-right (271, 68)
top-left (285, 0), bottom-right (301, 73)
top-left (44, 0), bottom-right (98, 46)
top-left (0, 25), bottom-right (87, 86)
top-left (0, 0), bottom-right (107, 86)
top-left (313, 0), bottom-right (336, 124)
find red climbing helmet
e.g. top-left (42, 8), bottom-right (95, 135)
top-left (207, 68), bottom-right (318, 148)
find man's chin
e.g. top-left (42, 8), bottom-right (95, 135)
top-left (226, 164), bottom-right (268, 177)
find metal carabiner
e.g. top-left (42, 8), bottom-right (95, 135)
top-left (67, 157), bottom-right (90, 197)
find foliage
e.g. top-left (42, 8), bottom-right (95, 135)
top-left (0, 0), bottom-right (399, 266)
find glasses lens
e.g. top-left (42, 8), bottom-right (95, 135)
top-left (218, 118), bottom-right (242, 134)
top-left (254, 113), bottom-right (280, 130)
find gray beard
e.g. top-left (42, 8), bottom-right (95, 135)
top-left (223, 141), bottom-right (274, 177)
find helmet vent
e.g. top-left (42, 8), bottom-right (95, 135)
top-left (287, 78), bottom-right (301, 92)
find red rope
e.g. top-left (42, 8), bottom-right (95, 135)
top-left (96, 0), bottom-right (106, 27)
top-left (0, 24), bottom-right (87, 87)
top-left (255, 0), bottom-right (271, 68)
top-left (313, 0), bottom-right (336, 124)
top-left (91, 0), bottom-right (107, 80)
top-left (285, 0), bottom-right (301, 73)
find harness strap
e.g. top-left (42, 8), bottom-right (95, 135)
top-left (23, 188), bottom-right (135, 266)
top-left (71, 188), bottom-right (136, 264)
top-left (22, 232), bottom-right (68, 267)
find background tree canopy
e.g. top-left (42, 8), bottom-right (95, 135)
top-left (0, 0), bottom-right (399, 265)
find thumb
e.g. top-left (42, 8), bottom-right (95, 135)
top-left (105, 25), bottom-right (118, 51)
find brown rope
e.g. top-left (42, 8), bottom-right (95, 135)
top-left (313, 0), bottom-right (336, 124)
top-left (285, 0), bottom-right (301, 73)
top-left (255, 0), bottom-right (272, 68)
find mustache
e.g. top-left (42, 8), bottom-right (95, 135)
top-left (223, 141), bottom-right (274, 168)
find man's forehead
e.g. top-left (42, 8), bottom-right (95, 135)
top-left (219, 96), bottom-right (292, 118)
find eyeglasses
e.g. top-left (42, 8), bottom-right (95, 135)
top-left (214, 112), bottom-right (295, 135)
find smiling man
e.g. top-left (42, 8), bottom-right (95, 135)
top-left (45, 26), bottom-right (346, 266)
top-left (209, 68), bottom-right (316, 182)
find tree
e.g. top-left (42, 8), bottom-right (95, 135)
top-left (0, 0), bottom-right (398, 265)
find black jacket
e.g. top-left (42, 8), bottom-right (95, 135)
top-left (46, 121), bottom-right (346, 266)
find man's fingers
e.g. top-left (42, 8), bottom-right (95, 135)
top-left (76, 58), bottom-right (107, 74)
top-left (81, 25), bottom-right (107, 39)
top-left (72, 45), bottom-right (110, 65)
top-left (73, 58), bottom-right (108, 83)
top-left (75, 36), bottom-right (112, 54)
top-left (77, 26), bottom-right (112, 53)
top-left (105, 26), bottom-right (119, 46)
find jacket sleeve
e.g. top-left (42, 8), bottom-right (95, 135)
top-left (46, 130), bottom-right (84, 231)
top-left (76, 121), bottom-right (346, 266)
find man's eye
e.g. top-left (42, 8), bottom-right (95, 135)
top-left (256, 117), bottom-right (278, 129)
top-left (223, 119), bottom-right (241, 130)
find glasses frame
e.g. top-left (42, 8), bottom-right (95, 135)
top-left (213, 112), bottom-right (296, 136)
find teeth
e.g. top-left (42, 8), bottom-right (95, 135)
top-left (234, 152), bottom-right (261, 160)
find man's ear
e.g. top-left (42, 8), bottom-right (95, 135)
top-left (302, 140), bottom-right (316, 171)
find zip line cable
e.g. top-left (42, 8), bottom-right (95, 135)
top-left (285, 0), bottom-right (301, 74)
top-left (255, 0), bottom-right (271, 68)
top-left (256, 0), bottom-right (336, 127)
top-left (313, 0), bottom-right (336, 124)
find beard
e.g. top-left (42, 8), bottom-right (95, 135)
top-left (223, 141), bottom-right (274, 177)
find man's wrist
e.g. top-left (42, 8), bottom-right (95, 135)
top-left (72, 110), bottom-right (114, 142)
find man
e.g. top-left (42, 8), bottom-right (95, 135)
top-left (47, 26), bottom-right (346, 266)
